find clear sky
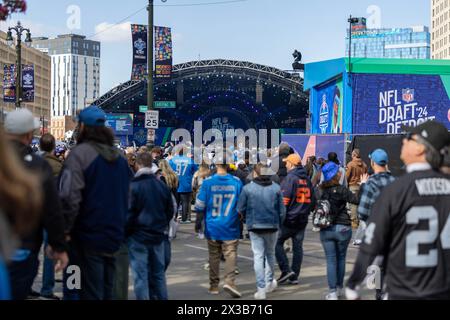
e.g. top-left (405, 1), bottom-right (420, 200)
top-left (0, 0), bottom-right (430, 95)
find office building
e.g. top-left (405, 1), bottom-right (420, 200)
top-left (32, 34), bottom-right (101, 117)
top-left (346, 18), bottom-right (430, 59)
top-left (431, 0), bottom-right (450, 59)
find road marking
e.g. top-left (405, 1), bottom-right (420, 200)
top-left (185, 244), bottom-right (254, 261)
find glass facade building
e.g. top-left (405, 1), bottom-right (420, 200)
top-left (346, 24), bottom-right (431, 59)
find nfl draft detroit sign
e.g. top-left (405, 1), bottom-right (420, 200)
top-left (353, 74), bottom-right (450, 134)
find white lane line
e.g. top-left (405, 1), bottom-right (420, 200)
top-left (184, 244), bottom-right (254, 261)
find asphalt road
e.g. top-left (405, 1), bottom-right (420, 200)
top-left (33, 217), bottom-right (375, 300)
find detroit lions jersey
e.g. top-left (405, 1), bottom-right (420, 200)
top-left (195, 174), bottom-right (243, 241)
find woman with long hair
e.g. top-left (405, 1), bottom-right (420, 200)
top-left (159, 159), bottom-right (179, 196)
top-left (192, 163), bottom-right (212, 238)
top-left (0, 128), bottom-right (42, 300)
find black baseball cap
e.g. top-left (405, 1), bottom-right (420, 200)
top-left (402, 121), bottom-right (450, 151)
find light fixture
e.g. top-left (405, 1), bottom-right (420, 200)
top-left (24, 31), bottom-right (32, 48)
top-left (6, 30), bottom-right (13, 46)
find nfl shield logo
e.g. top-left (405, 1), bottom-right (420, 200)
top-left (402, 89), bottom-right (415, 103)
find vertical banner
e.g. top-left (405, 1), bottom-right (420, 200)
top-left (21, 65), bottom-right (35, 103)
top-left (3, 64), bottom-right (16, 103)
top-left (131, 24), bottom-right (148, 80)
top-left (155, 26), bottom-right (172, 79)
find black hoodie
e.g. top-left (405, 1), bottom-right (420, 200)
top-left (280, 166), bottom-right (316, 228)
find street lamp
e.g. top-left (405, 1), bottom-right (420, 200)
top-left (146, 0), bottom-right (167, 145)
top-left (347, 16), bottom-right (359, 86)
top-left (7, 21), bottom-right (32, 109)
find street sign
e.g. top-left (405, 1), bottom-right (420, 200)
top-left (147, 129), bottom-right (156, 143)
top-left (154, 101), bottom-right (176, 109)
top-left (139, 105), bottom-right (148, 113)
top-left (145, 110), bottom-right (159, 129)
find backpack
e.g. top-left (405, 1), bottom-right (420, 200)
top-left (312, 199), bottom-right (332, 229)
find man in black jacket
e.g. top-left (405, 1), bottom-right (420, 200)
top-left (4, 109), bottom-right (68, 300)
top-left (276, 154), bottom-right (315, 285)
top-left (126, 152), bottom-right (174, 300)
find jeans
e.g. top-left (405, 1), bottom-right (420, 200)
top-left (207, 240), bottom-right (239, 288)
top-left (275, 225), bottom-right (306, 280)
top-left (8, 251), bottom-right (39, 300)
top-left (127, 237), bottom-right (168, 300)
top-left (320, 224), bottom-right (352, 291)
top-left (179, 192), bottom-right (192, 222)
top-left (195, 211), bottom-right (204, 233)
top-left (249, 231), bottom-right (278, 289)
top-left (112, 244), bottom-right (129, 300)
top-left (41, 231), bottom-right (55, 297)
top-left (75, 244), bottom-right (117, 300)
top-left (349, 185), bottom-right (360, 229)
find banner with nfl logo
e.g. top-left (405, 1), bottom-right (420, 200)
top-left (352, 73), bottom-right (450, 134)
top-left (155, 26), bottom-right (172, 79)
top-left (3, 64), bottom-right (16, 103)
top-left (21, 65), bottom-right (35, 103)
top-left (131, 24), bottom-right (148, 80)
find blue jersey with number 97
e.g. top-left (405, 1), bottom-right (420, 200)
top-left (169, 155), bottom-right (198, 193)
top-left (195, 174), bottom-right (243, 241)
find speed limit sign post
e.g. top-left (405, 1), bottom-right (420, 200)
top-left (145, 110), bottom-right (159, 129)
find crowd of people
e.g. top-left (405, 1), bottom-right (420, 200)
top-left (0, 105), bottom-right (449, 300)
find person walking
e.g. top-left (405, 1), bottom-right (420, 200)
top-left (318, 162), bottom-right (359, 300)
top-left (4, 109), bottom-right (68, 300)
top-left (126, 152), bottom-right (174, 300)
top-left (345, 149), bottom-right (368, 229)
top-left (0, 128), bottom-right (43, 300)
top-left (195, 155), bottom-right (243, 298)
top-left (192, 163), bottom-right (212, 238)
top-left (276, 154), bottom-right (315, 285)
top-left (39, 133), bottom-right (64, 300)
top-left (347, 121), bottom-right (450, 300)
top-left (238, 163), bottom-right (286, 300)
top-left (170, 145), bottom-right (198, 224)
top-left (59, 106), bottom-right (132, 300)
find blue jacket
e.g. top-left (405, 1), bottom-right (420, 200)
top-left (60, 142), bottom-right (132, 254)
top-left (237, 176), bottom-right (285, 231)
top-left (195, 174), bottom-right (243, 241)
top-left (280, 167), bottom-right (316, 228)
top-left (127, 170), bottom-right (174, 244)
top-left (170, 156), bottom-right (199, 193)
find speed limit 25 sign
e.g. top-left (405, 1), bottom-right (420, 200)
top-left (145, 111), bottom-right (159, 129)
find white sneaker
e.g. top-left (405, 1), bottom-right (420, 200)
top-left (337, 287), bottom-right (343, 298)
top-left (325, 291), bottom-right (338, 300)
top-left (265, 280), bottom-right (278, 293)
top-left (198, 233), bottom-right (205, 240)
top-left (312, 227), bottom-right (321, 232)
top-left (254, 288), bottom-right (266, 300)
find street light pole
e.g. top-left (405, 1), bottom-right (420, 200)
top-left (347, 16), bottom-right (359, 87)
top-left (6, 21), bottom-right (32, 109)
top-left (148, 0), bottom-right (154, 113)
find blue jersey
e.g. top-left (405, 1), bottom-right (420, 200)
top-left (195, 174), bottom-right (243, 241)
top-left (169, 156), bottom-right (198, 193)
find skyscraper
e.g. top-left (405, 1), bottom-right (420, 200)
top-left (32, 34), bottom-right (100, 117)
top-left (431, 0), bottom-right (450, 59)
top-left (346, 18), bottom-right (431, 59)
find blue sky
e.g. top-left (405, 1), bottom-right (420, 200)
top-left (0, 0), bottom-right (430, 95)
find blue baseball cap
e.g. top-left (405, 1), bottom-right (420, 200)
top-left (369, 149), bottom-right (389, 166)
top-left (322, 162), bottom-right (340, 182)
top-left (78, 106), bottom-right (106, 127)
